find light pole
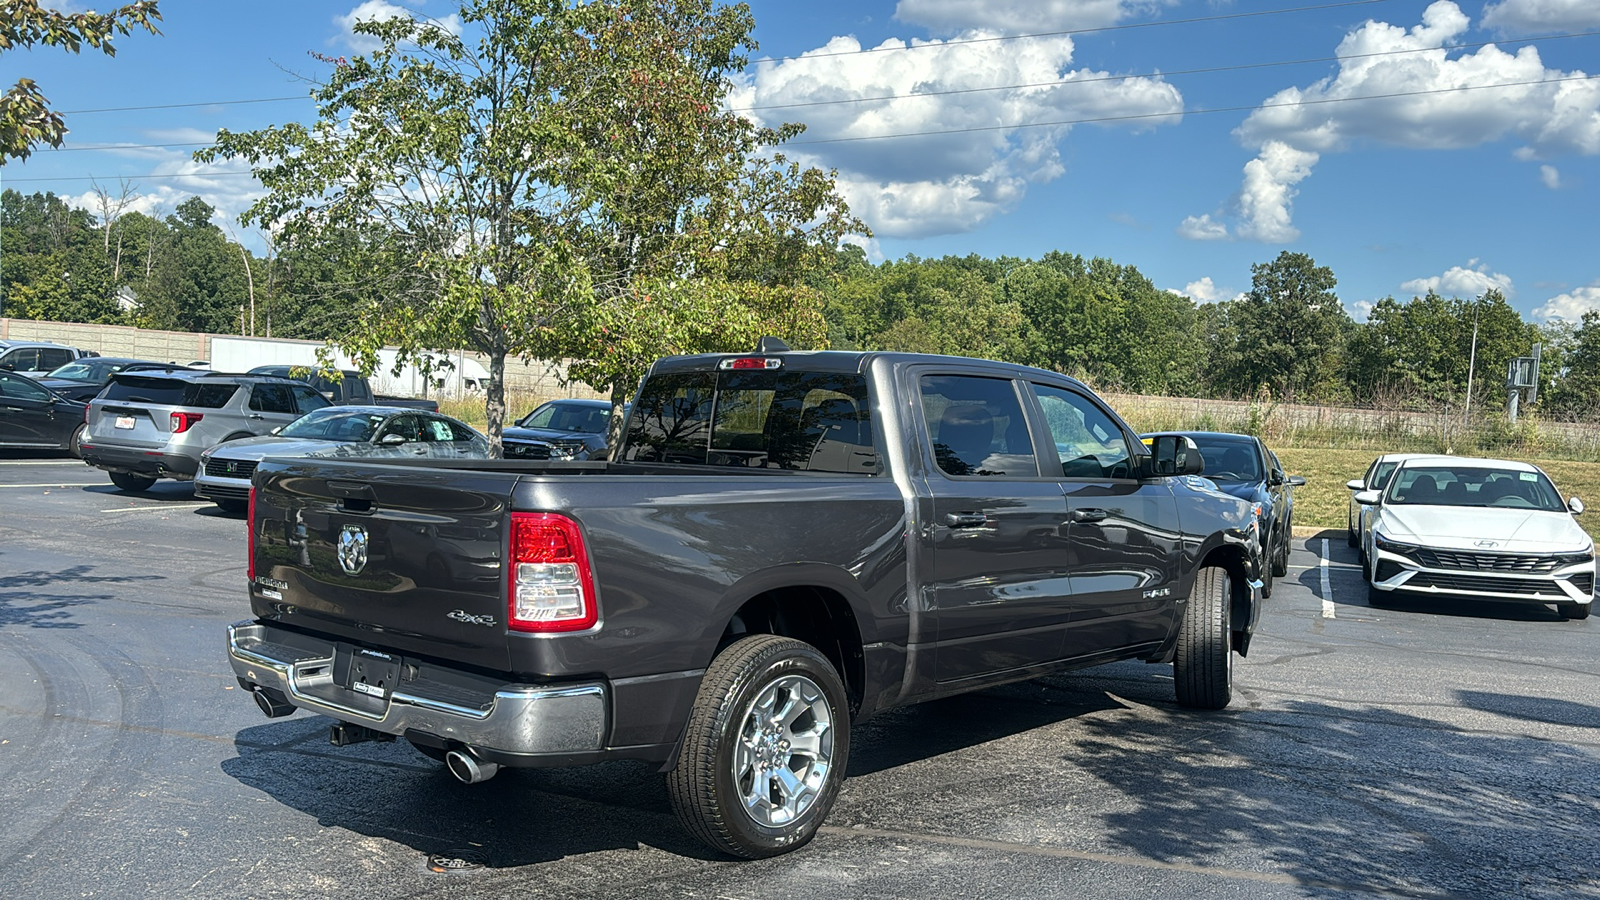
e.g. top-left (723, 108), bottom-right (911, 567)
top-left (1463, 297), bottom-right (1481, 430)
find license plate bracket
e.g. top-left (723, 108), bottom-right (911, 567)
top-left (115, 416), bottom-right (135, 430)
top-left (333, 644), bottom-right (402, 701)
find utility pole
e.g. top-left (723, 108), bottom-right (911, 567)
top-left (1463, 299), bottom-right (1481, 429)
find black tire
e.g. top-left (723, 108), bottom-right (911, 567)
top-left (1365, 562), bottom-right (1392, 608)
top-left (1271, 530), bottom-right (1289, 579)
top-left (1557, 602), bottom-right (1591, 621)
top-left (1260, 554), bottom-right (1274, 599)
top-left (109, 472), bottom-right (157, 493)
top-left (68, 423), bottom-right (86, 460)
top-left (1346, 523), bottom-right (1358, 548)
top-left (1174, 566), bottom-right (1232, 709)
top-left (667, 634), bottom-right (850, 859)
top-left (215, 498), bottom-right (248, 515)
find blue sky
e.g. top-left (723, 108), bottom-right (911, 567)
top-left (8, 0), bottom-right (1600, 322)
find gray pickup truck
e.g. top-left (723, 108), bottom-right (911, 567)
top-left (227, 343), bottom-right (1263, 858)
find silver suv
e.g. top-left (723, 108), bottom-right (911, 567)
top-left (80, 372), bottom-right (331, 492)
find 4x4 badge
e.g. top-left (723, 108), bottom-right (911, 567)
top-left (338, 524), bottom-right (369, 575)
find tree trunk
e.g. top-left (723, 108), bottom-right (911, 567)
top-left (487, 350), bottom-right (507, 458)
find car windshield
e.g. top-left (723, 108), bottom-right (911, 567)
top-left (1386, 464), bottom-right (1566, 511)
top-left (279, 409), bottom-right (386, 442)
top-left (518, 401), bottom-right (610, 433)
top-left (47, 360), bottom-right (118, 382)
top-left (1188, 437), bottom-right (1261, 482)
top-left (1372, 460), bottom-right (1401, 489)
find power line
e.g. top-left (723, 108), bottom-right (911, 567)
top-left (48, 0), bottom-right (1391, 116)
top-left (10, 72), bottom-right (1596, 184)
top-left (754, 0), bottom-right (1392, 63)
top-left (736, 30), bottom-right (1600, 113)
top-left (786, 73), bottom-right (1600, 146)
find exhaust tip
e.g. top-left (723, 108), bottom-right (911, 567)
top-left (445, 749), bottom-right (500, 784)
top-left (252, 687), bottom-right (296, 718)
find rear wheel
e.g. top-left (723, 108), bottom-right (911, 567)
top-left (667, 634), bottom-right (849, 859)
top-left (1174, 566), bottom-right (1232, 709)
top-left (68, 423), bottom-right (86, 459)
top-left (1557, 602), bottom-right (1591, 621)
top-left (109, 472), bottom-right (156, 493)
top-left (1271, 529), bottom-right (1290, 578)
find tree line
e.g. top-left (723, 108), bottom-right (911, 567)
top-left (6, 183), bottom-right (1597, 422)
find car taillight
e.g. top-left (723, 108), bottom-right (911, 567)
top-left (718, 356), bottom-right (783, 370)
top-left (171, 411), bottom-right (203, 433)
top-left (508, 512), bottom-right (597, 632)
top-left (247, 486), bottom-right (257, 582)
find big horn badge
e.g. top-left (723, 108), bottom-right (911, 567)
top-left (338, 524), bottom-right (369, 575)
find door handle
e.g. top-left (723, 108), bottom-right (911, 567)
top-left (943, 512), bottom-right (988, 528)
top-left (1071, 508), bottom-right (1109, 523)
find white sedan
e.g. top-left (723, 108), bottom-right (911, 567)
top-left (1355, 456), bottom-right (1594, 620)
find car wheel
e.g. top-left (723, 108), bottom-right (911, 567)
top-left (1174, 565), bottom-right (1232, 709)
top-left (1556, 602), bottom-right (1591, 621)
top-left (1346, 520), bottom-right (1358, 548)
top-left (667, 634), bottom-right (849, 859)
top-left (68, 423), bottom-right (87, 460)
top-left (1271, 530), bottom-right (1289, 579)
top-left (109, 472), bottom-right (157, 493)
top-left (1365, 562), bottom-right (1392, 608)
top-left (216, 498), bottom-right (248, 515)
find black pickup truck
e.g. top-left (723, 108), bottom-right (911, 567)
top-left (227, 343), bottom-right (1263, 858)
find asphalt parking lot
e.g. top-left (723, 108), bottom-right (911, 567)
top-left (2, 453), bottom-right (1597, 900)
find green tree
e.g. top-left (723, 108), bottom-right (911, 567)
top-left (137, 197), bottom-right (250, 333)
top-left (1543, 312), bottom-right (1600, 419)
top-left (1228, 251), bottom-right (1350, 402)
top-left (1, 1), bottom-right (161, 161)
top-left (201, 0), bottom-right (860, 453)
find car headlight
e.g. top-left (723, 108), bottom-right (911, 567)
top-left (548, 439), bottom-right (589, 460)
top-left (1373, 533), bottom-right (1419, 559)
top-left (1552, 550), bottom-right (1595, 568)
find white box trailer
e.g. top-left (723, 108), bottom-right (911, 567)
top-left (208, 337), bottom-right (489, 399)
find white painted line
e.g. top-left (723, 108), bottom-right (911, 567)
top-left (99, 503), bottom-right (212, 513)
top-left (1320, 538), bottom-right (1336, 619)
top-left (0, 460), bottom-right (89, 466)
top-left (0, 483), bottom-right (103, 488)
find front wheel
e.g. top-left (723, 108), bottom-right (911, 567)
top-left (1557, 602), bottom-right (1591, 621)
top-left (1174, 566), bottom-right (1232, 709)
top-left (667, 635), bottom-right (850, 859)
top-left (1271, 528), bottom-right (1290, 579)
top-left (68, 423), bottom-right (86, 459)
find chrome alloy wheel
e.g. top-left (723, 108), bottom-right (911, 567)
top-left (732, 673), bottom-right (834, 827)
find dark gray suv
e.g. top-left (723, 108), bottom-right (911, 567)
top-left (80, 372), bottom-right (331, 492)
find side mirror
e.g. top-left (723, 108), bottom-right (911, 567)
top-left (380, 433), bottom-right (407, 445)
top-left (270, 426), bottom-right (283, 435)
top-left (1570, 496), bottom-right (1585, 515)
top-left (1354, 490), bottom-right (1381, 506)
top-left (1287, 475), bottom-right (1307, 487)
top-left (1346, 479), bottom-right (1365, 491)
top-left (1148, 434), bottom-right (1204, 477)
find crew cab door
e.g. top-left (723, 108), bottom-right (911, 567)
top-left (914, 371), bottom-right (1077, 683)
top-left (1026, 381), bottom-right (1182, 657)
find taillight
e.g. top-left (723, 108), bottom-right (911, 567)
top-left (508, 512), bottom-right (598, 632)
top-left (171, 411), bottom-right (203, 433)
top-left (247, 486), bottom-right (257, 582)
top-left (718, 356), bottom-right (783, 370)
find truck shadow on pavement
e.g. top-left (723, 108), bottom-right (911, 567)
top-left (0, 560), bottom-right (160, 628)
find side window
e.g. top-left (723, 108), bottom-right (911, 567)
top-left (0, 373), bottom-right (50, 401)
top-left (248, 384), bottom-right (296, 414)
top-left (292, 386), bottom-right (330, 415)
top-left (920, 375), bottom-right (1035, 477)
top-left (422, 417), bottom-right (460, 442)
top-left (4, 348), bottom-right (40, 372)
top-left (1030, 384), bottom-right (1133, 479)
top-left (623, 372), bottom-right (717, 464)
top-left (381, 415), bottom-right (421, 442)
top-left (41, 349), bottom-right (74, 370)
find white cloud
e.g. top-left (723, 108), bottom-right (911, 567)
top-left (1350, 299), bottom-right (1378, 322)
top-left (1199, 1), bottom-right (1600, 241)
top-left (734, 31), bottom-right (1182, 238)
top-left (894, 0), bottom-right (1177, 34)
top-left (337, 1), bottom-right (461, 52)
top-left (1532, 283), bottom-right (1600, 319)
top-left (1236, 141), bottom-right (1318, 243)
top-left (1181, 276), bottom-right (1224, 302)
top-left (1400, 259), bottom-right (1516, 299)
top-left (1483, 0), bottom-right (1600, 34)
top-left (1176, 213), bottom-right (1229, 241)
top-left (1540, 164), bottom-right (1561, 188)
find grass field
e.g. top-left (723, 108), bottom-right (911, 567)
top-left (1275, 447), bottom-right (1600, 543)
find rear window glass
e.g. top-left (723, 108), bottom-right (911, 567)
top-left (103, 377), bottom-right (238, 408)
top-left (624, 370), bottom-right (877, 473)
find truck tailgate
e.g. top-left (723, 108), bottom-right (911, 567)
top-left (248, 458), bottom-right (520, 671)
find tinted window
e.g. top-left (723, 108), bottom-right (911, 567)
top-left (1388, 465), bottom-right (1565, 511)
top-left (184, 383), bottom-right (240, 408)
top-left (1030, 384), bottom-right (1133, 479)
top-left (381, 415), bottom-right (422, 442)
top-left (248, 384), bottom-right (297, 414)
top-left (40, 349), bottom-right (74, 370)
top-left (103, 376), bottom-right (189, 405)
top-left (520, 401), bottom-right (609, 433)
top-left (2, 348), bottom-right (40, 371)
top-left (920, 375), bottom-right (1035, 478)
top-left (0, 372), bottom-right (51, 401)
top-left (422, 417), bottom-right (475, 443)
top-left (291, 386), bottom-right (331, 415)
top-left (1372, 461), bottom-right (1400, 489)
top-left (625, 370), bottom-right (876, 473)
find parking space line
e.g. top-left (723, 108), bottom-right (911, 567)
top-left (99, 503), bottom-right (212, 513)
top-left (1320, 538), bottom-right (1335, 619)
top-left (1, 483), bottom-right (104, 488)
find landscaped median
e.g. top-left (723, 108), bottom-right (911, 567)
top-left (1275, 448), bottom-right (1600, 543)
